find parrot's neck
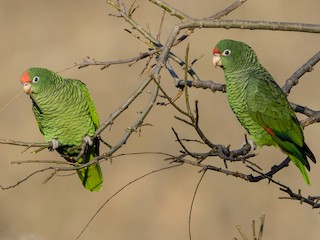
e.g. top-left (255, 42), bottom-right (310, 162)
top-left (30, 76), bottom-right (69, 114)
top-left (224, 69), bottom-right (250, 117)
top-left (224, 69), bottom-right (250, 93)
top-left (224, 66), bottom-right (258, 76)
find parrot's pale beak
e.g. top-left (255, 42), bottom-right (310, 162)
top-left (23, 83), bottom-right (32, 95)
top-left (212, 53), bottom-right (222, 67)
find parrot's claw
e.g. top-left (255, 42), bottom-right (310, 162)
top-left (240, 139), bottom-right (256, 153)
top-left (84, 136), bottom-right (93, 146)
top-left (50, 139), bottom-right (59, 151)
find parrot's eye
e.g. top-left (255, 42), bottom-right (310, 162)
top-left (222, 49), bottom-right (231, 56)
top-left (32, 76), bottom-right (40, 83)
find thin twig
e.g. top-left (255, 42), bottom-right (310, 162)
top-left (75, 163), bottom-right (183, 240)
top-left (282, 51), bottom-right (320, 94)
top-left (0, 138), bottom-right (50, 148)
top-left (0, 167), bottom-right (54, 190)
top-left (188, 170), bottom-right (207, 240)
top-left (208, 0), bottom-right (247, 19)
top-left (148, 0), bottom-right (192, 20)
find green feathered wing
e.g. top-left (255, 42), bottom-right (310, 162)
top-left (77, 81), bottom-right (103, 191)
top-left (246, 73), bottom-right (316, 184)
top-left (57, 80), bottom-right (103, 192)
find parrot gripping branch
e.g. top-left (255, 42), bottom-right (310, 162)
top-left (2, 4), bottom-right (320, 239)
top-left (141, 0), bottom-right (320, 208)
top-left (1, 2), bottom-right (320, 240)
top-left (74, 1), bottom-right (320, 239)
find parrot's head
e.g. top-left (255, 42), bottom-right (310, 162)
top-left (20, 68), bottom-right (56, 95)
top-left (212, 39), bottom-right (259, 72)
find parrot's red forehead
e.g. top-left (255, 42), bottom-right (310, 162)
top-left (20, 70), bottom-right (31, 83)
top-left (212, 47), bottom-right (221, 55)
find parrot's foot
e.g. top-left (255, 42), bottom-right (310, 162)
top-left (83, 136), bottom-right (93, 146)
top-left (50, 139), bottom-right (59, 151)
top-left (240, 139), bottom-right (256, 153)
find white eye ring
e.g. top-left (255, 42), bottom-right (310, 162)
top-left (222, 49), bottom-right (231, 56)
top-left (32, 76), bottom-right (40, 83)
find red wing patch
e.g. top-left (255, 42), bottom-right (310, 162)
top-left (265, 127), bottom-right (275, 136)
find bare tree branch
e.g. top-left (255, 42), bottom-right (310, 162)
top-left (0, 138), bottom-right (50, 148)
top-left (282, 51), bottom-right (320, 94)
top-left (208, 0), bottom-right (247, 19)
top-left (148, 0), bottom-right (192, 20)
top-left (1, 0), bottom-right (320, 215)
top-left (178, 19), bottom-right (320, 33)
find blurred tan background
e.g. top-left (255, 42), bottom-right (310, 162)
top-left (0, 0), bottom-right (320, 239)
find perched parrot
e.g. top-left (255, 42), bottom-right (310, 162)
top-left (212, 39), bottom-right (316, 184)
top-left (20, 68), bottom-right (103, 191)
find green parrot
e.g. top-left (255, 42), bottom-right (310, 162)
top-left (20, 68), bottom-right (103, 191)
top-left (212, 39), bottom-right (316, 184)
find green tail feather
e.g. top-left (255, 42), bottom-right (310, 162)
top-left (77, 159), bottom-right (103, 192)
top-left (288, 154), bottom-right (311, 185)
top-left (76, 142), bottom-right (103, 192)
top-left (58, 142), bottom-right (103, 192)
top-left (270, 134), bottom-right (313, 185)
